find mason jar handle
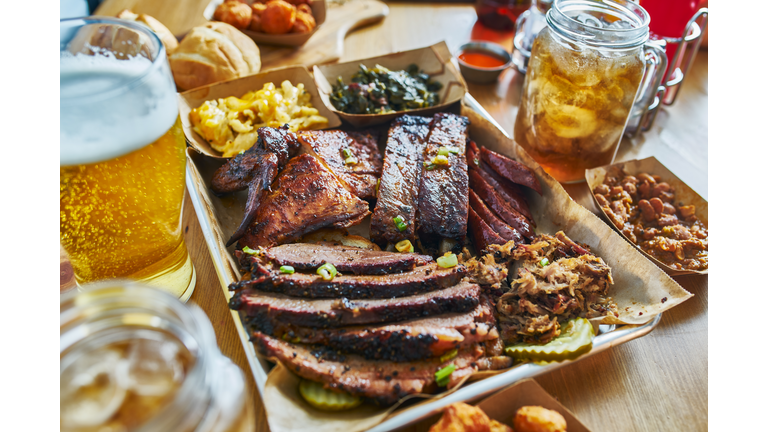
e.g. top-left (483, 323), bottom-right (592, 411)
top-left (515, 10), bottom-right (530, 38)
top-left (635, 42), bottom-right (668, 130)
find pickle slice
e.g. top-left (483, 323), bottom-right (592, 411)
top-left (299, 379), bottom-right (362, 411)
top-left (504, 318), bottom-right (594, 363)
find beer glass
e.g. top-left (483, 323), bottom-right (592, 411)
top-left (60, 18), bottom-right (196, 300)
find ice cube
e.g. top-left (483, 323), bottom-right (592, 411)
top-left (116, 338), bottom-right (186, 397)
top-left (61, 349), bottom-right (128, 429)
top-left (575, 13), bottom-right (603, 28)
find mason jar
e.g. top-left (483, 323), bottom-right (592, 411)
top-left (60, 282), bottom-right (255, 432)
top-left (513, 0), bottom-right (666, 183)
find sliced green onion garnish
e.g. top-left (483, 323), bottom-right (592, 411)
top-left (538, 258), bottom-right (550, 267)
top-left (317, 263), bottom-right (338, 281)
top-left (375, 178), bottom-right (381, 197)
top-left (344, 156), bottom-right (358, 165)
top-left (242, 246), bottom-right (259, 256)
top-left (433, 155), bottom-right (450, 166)
top-left (438, 146), bottom-right (460, 156)
top-left (474, 158), bottom-right (480, 166)
top-left (424, 163), bottom-right (437, 170)
top-left (436, 253), bottom-right (458, 268)
top-left (396, 222), bottom-right (407, 232)
top-left (280, 265), bottom-right (295, 274)
top-left (439, 348), bottom-right (458, 363)
top-left (341, 148), bottom-right (353, 159)
top-left (395, 239), bottom-right (414, 253)
top-left (435, 364), bottom-right (456, 387)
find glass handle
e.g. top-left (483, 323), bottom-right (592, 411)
top-left (634, 42), bottom-right (668, 132)
top-left (515, 9), bottom-right (530, 36)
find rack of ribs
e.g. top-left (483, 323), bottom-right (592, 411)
top-left (238, 154), bottom-right (370, 249)
top-left (253, 332), bottom-right (485, 406)
top-left (370, 115), bottom-right (431, 247)
top-left (297, 129), bottom-right (383, 199)
top-left (247, 297), bottom-right (499, 362)
top-left (231, 282), bottom-right (483, 328)
top-left (417, 113), bottom-right (470, 244)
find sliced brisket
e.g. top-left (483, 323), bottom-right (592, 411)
top-left (262, 243), bottom-right (433, 275)
top-left (253, 332), bottom-right (483, 405)
top-left (231, 282), bottom-right (482, 328)
top-left (248, 298), bottom-right (498, 362)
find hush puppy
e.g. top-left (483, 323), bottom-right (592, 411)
top-left (514, 406), bottom-right (567, 432)
top-left (213, 0), bottom-right (252, 30)
top-left (261, 0), bottom-right (297, 34)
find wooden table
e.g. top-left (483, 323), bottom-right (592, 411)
top-left (70, 2), bottom-right (709, 431)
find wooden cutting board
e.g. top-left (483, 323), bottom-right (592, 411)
top-left (95, 0), bottom-right (389, 70)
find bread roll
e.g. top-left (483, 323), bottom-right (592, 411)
top-left (116, 9), bottom-right (178, 54)
top-left (169, 22), bottom-right (261, 91)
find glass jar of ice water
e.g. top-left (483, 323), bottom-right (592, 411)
top-left (513, 0), bottom-right (667, 183)
top-left (60, 283), bottom-right (255, 432)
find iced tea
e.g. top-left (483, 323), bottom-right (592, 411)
top-left (514, 27), bottom-right (645, 182)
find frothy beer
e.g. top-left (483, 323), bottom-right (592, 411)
top-left (60, 37), bottom-right (195, 298)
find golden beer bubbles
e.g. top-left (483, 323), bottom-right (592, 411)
top-left (60, 119), bottom-right (194, 298)
top-left (514, 28), bottom-right (644, 183)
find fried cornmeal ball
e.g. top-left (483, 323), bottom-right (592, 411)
top-left (292, 8), bottom-right (316, 33)
top-left (429, 403), bottom-right (513, 432)
top-left (514, 406), bottom-right (567, 432)
top-left (261, 0), bottom-right (296, 34)
top-left (213, 0), bottom-right (252, 30)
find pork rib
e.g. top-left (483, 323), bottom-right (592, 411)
top-left (262, 243), bottom-right (433, 275)
top-left (371, 115), bottom-right (431, 247)
top-left (238, 154), bottom-right (370, 248)
top-left (230, 282), bottom-right (482, 328)
top-left (417, 113), bottom-right (470, 243)
top-left (236, 260), bottom-right (467, 299)
top-left (248, 298), bottom-right (498, 362)
top-left (253, 332), bottom-right (483, 405)
top-left (297, 130), bottom-right (383, 199)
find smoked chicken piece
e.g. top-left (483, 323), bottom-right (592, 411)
top-left (238, 154), bottom-right (370, 248)
top-left (469, 170), bottom-right (534, 240)
top-left (468, 206), bottom-right (506, 253)
top-left (297, 129), bottom-right (383, 199)
top-left (370, 115), bottom-right (431, 247)
top-left (261, 243), bottom-right (433, 275)
top-left (469, 189), bottom-right (523, 244)
top-left (249, 298), bottom-right (499, 362)
top-left (253, 332), bottom-right (484, 405)
top-left (211, 150), bottom-right (279, 246)
top-left (467, 141), bottom-right (534, 223)
top-left (236, 260), bottom-right (467, 299)
top-left (211, 126), bottom-right (301, 246)
top-left (417, 113), bottom-right (470, 243)
top-left (479, 146), bottom-right (542, 195)
top-left (230, 282), bottom-right (483, 328)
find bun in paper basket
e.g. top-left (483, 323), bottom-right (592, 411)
top-left (170, 22), bottom-right (261, 91)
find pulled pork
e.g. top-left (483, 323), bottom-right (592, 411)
top-left (496, 231), bottom-right (618, 345)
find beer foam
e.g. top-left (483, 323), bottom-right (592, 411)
top-left (60, 52), bottom-right (178, 165)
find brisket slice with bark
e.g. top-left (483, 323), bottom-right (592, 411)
top-left (262, 243), bottom-right (433, 275)
top-left (236, 260), bottom-right (467, 299)
top-left (417, 113), bottom-right (470, 243)
top-left (248, 297), bottom-right (498, 362)
top-left (370, 114), bottom-right (431, 247)
top-left (253, 332), bottom-right (484, 405)
top-left (231, 282), bottom-right (482, 328)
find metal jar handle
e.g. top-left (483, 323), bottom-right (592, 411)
top-left (627, 41), bottom-right (668, 136)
